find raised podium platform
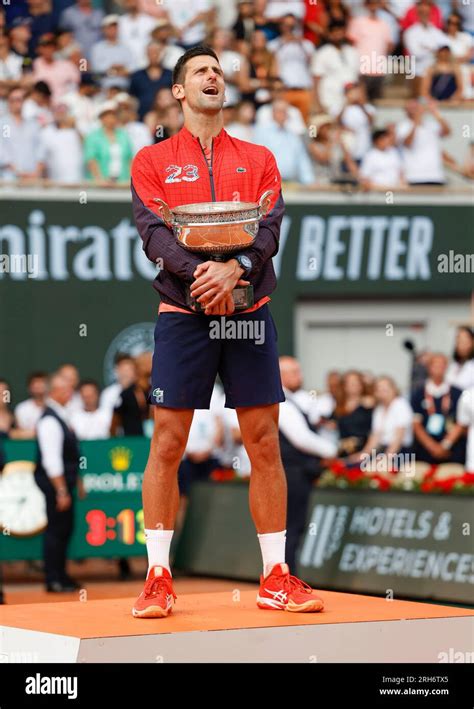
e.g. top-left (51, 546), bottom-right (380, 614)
top-left (1, 590), bottom-right (473, 663)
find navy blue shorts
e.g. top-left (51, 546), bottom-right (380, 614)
top-left (150, 304), bottom-right (285, 409)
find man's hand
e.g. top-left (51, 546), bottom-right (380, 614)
top-left (191, 260), bottom-right (250, 315)
top-left (56, 490), bottom-right (72, 511)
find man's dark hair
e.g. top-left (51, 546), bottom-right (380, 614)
top-left (372, 129), bottom-right (389, 144)
top-left (27, 371), bottom-right (48, 385)
top-left (328, 19), bottom-right (346, 32)
top-left (114, 352), bottom-right (134, 365)
top-left (172, 45), bottom-right (220, 87)
top-left (79, 379), bottom-right (100, 391)
top-left (33, 80), bottom-right (52, 97)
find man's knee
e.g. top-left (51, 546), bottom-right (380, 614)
top-left (151, 427), bottom-right (188, 464)
top-left (247, 430), bottom-right (281, 464)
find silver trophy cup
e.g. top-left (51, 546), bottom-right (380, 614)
top-left (154, 190), bottom-right (273, 312)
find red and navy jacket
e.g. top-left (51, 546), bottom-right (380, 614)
top-left (131, 125), bottom-right (285, 311)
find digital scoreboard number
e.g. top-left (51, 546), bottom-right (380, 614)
top-left (85, 508), bottom-right (146, 547)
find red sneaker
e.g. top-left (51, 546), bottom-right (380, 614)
top-left (257, 563), bottom-right (324, 613)
top-left (132, 566), bottom-right (177, 618)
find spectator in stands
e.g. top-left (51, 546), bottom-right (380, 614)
top-left (356, 376), bottom-right (414, 461)
top-left (311, 20), bottom-right (359, 117)
top-left (233, 0), bottom-right (258, 49)
top-left (447, 326), bottom-right (474, 391)
top-left (0, 31), bottom-right (24, 86)
top-left (303, 0), bottom-right (327, 45)
top-left (118, 0), bottom-right (158, 71)
top-left (14, 371), bottom-right (48, 436)
top-left (400, 0), bottom-right (444, 30)
top-left (144, 86), bottom-right (183, 142)
top-left (445, 12), bottom-right (473, 99)
top-left (84, 100), bottom-right (133, 184)
top-left (70, 380), bottom-right (112, 439)
top-left (111, 351), bottom-right (152, 436)
top-left (209, 28), bottom-right (248, 108)
top-left (90, 14), bottom-right (134, 91)
top-left (339, 82), bottom-right (376, 167)
top-left (101, 354), bottom-right (138, 413)
top-left (226, 100), bottom-right (256, 141)
top-left (347, 0), bottom-right (394, 101)
top-left (33, 32), bottom-right (80, 103)
top-left (411, 353), bottom-right (466, 464)
top-left (150, 19), bottom-right (185, 73)
top-left (359, 128), bottom-right (405, 190)
top-left (0, 87), bottom-right (42, 181)
top-left (457, 386), bottom-right (474, 472)
top-left (421, 45), bottom-right (463, 102)
top-left (245, 30), bottom-right (282, 109)
top-left (7, 17), bottom-right (33, 71)
top-left (278, 356), bottom-right (338, 575)
top-left (54, 28), bottom-right (81, 63)
top-left (395, 99), bottom-right (450, 186)
top-left (24, 0), bottom-right (58, 58)
top-left (58, 0), bottom-right (104, 61)
top-left (34, 372), bottom-right (84, 593)
top-left (268, 14), bottom-right (314, 121)
top-left (254, 99), bottom-right (315, 185)
top-left (62, 71), bottom-right (98, 136)
top-left (324, 0), bottom-right (351, 27)
top-left (332, 370), bottom-right (373, 456)
top-left (22, 80), bottom-right (53, 126)
top-left (57, 363), bottom-right (83, 413)
top-left (0, 379), bottom-right (14, 437)
top-left (162, 0), bottom-right (212, 50)
top-left (453, 0), bottom-right (474, 35)
top-left (403, 0), bottom-right (449, 94)
top-left (129, 41), bottom-right (172, 120)
top-left (308, 113), bottom-right (357, 184)
top-left (38, 103), bottom-right (83, 182)
top-left (117, 93), bottom-right (153, 155)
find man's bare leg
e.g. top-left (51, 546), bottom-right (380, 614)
top-left (142, 406), bottom-right (194, 574)
top-left (236, 403), bottom-right (286, 532)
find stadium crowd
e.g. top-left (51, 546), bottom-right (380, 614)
top-left (0, 0), bottom-right (473, 188)
top-left (1, 326), bottom-right (473, 477)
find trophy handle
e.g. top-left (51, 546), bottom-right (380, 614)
top-left (258, 190), bottom-right (274, 218)
top-left (153, 198), bottom-right (173, 228)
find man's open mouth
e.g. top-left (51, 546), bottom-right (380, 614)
top-left (202, 86), bottom-right (219, 96)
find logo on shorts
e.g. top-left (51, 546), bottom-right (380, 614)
top-left (153, 388), bottom-right (163, 403)
top-left (236, 167), bottom-right (246, 173)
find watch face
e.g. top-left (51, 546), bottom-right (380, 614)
top-left (240, 256), bottom-right (252, 269)
top-left (0, 461), bottom-right (47, 537)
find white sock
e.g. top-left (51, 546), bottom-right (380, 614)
top-left (257, 530), bottom-right (286, 578)
top-left (145, 528), bottom-right (174, 574)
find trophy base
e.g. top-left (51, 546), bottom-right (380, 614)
top-left (186, 285), bottom-right (254, 313)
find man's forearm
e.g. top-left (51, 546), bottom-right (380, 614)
top-left (237, 192), bottom-right (285, 276)
top-left (132, 182), bottom-right (205, 281)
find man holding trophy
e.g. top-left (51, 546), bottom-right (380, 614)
top-left (131, 46), bottom-right (325, 617)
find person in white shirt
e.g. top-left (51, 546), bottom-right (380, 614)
top-left (91, 14), bottom-right (135, 90)
top-left (255, 92), bottom-right (306, 135)
top-left (34, 373), bottom-right (85, 592)
top-left (339, 82), bottom-right (376, 164)
top-left (445, 12), bottom-right (474, 99)
top-left (162, 0), bottom-right (211, 49)
top-left (62, 73), bottom-right (100, 137)
top-left (0, 32), bottom-right (23, 86)
top-left (226, 100), bottom-right (256, 142)
top-left (101, 354), bottom-right (138, 413)
top-left (14, 371), bottom-right (48, 437)
top-left (356, 376), bottom-right (413, 467)
top-left (150, 20), bottom-right (186, 73)
top-left (70, 381), bottom-right (112, 440)
top-left (118, 0), bottom-right (156, 71)
top-left (117, 94), bottom-right (153, 155)
top-left (209, 28), bottom-right (248, 108)
top-left (38, 104), bottom-right (83, 183)
top-left (268, 14), bottom-right (315, 121)
top-left (403, 1), bottom-right (449, 83)
top-left (457, 387), bottom-right (474, 471)
top-left (279, 357), bottom-right (338, 574)
top-left (57, 363), bottom-right (83, 415)
top-left (359, 128), bottom-right (405, 190)
top-left (312, 20), bottom-right (360, 117)
top-left (395, 99), bottom-right (450, 185)
top-left (446, 327), bottom-right (474, 391)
